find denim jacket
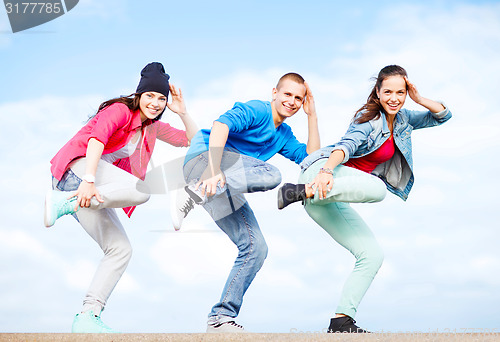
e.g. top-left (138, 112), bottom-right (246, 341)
top-left (300, 104), bottom-right (452, 201)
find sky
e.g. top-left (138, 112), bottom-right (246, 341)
top-left (1, 0), bottom-right (500, 334)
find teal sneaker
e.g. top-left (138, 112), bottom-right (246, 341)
top-left (71, 310), bottom-right (118, 333)
top-left (44, 190), bottom-right (78, 227)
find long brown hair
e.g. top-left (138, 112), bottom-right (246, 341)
top-left (93, 92), bottom-right (165, 122)
top-left (354, 65), bottom-right (407, 124)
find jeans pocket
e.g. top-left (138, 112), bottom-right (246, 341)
top-left (55, 169), bottom-right (82, 192)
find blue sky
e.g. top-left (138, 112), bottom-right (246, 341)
top-left (1, 0), bottom-right (500, 334)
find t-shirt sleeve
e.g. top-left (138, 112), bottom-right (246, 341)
top-left (215, 101), bottom-right (263, 133)
top-left (89, 103), bottom-right (131, 146)
top-left (155, 121), bottom-right (189, 147)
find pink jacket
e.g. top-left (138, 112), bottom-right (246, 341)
top-left (50, 102), bottom-right (189, 217)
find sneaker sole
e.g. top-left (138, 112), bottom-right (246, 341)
top-left (44, 190), bottom-right (54, 228)
top-left (277, 187), bottom-right (285, 210)
top-left (169, 190), bottom-right (182, 231)
top-left (184, 185), bottom-right (205, 205)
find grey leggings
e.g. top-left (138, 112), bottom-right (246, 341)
top-left (52, 158), bottom-right (150, 314)
top-left (298, 159), bottom-right (386, 318)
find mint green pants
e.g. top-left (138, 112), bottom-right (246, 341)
top-left (298, 159), bottom-right (386, 318)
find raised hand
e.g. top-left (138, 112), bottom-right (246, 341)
top-left (302, 81), bottom-right (317, 117)
top-left (167, 83), bottom-right (187, 115)
top-left (404, 76), bottom-right (423, 105)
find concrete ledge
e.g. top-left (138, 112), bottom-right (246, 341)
top-left (1, 333), bottom-right (499, 342)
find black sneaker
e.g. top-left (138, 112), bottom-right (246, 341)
top-left (277, 183), bottom-right (306, 210)
top-left (327, 316), bottom-right (369, 333)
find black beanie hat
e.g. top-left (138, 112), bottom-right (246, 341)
top-left (136, 62), bottom-right (170, 100)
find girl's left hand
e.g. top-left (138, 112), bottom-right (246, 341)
top-left (405, 76), bottom-right (423, 105)
top-left (308, 172), bottom-right (333, 200)
top-left (167, 83), bottom-right (187, 115)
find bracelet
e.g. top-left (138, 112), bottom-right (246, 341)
top-left (319, 167), bottom-right (334, 175)
top-left (82, 174), bottom-right (96, 183)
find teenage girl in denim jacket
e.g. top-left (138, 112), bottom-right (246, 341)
top-left (278, 65), bottom-right (452, 333)
top-left (44, 62), bottom-right (197, 333)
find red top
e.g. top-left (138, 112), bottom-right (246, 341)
top-left (344, 135), bottom-right (395, 173)
top-left (50, 102), bottom-right (189, 217)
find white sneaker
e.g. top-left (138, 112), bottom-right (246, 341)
top-left (206, 320), bottom-right (247, 333)
top-left (170, 187), bottom-right (195, 231)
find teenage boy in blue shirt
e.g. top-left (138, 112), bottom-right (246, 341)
top-left (180, 73), bottom-right (320, 332)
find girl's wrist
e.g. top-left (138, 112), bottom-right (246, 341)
top-left (82, 174), bottom-right (95, 183)
top-left (319, 167), bottom-right (334, 175)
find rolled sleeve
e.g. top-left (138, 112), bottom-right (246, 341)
top-left (432, 101), bottom-right (450, 119)
top-left (332, 144), bottom-right (350, 163)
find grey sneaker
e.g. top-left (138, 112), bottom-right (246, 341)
top-left (206, 320), bottom-right (247, 333)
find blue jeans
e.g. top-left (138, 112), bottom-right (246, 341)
top-left (184, 151), bottom-right (281, 320)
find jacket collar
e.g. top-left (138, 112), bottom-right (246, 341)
top-left (369, 112), bottom-right (392, 138)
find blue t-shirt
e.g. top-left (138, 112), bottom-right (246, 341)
top-left (185, 100), bottom-right (308, 165)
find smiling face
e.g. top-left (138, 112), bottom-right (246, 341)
top-left (376, 75), bottom-right (407, 116)
top-left (139, 91), bottom-right (167, 122)
top-left (272, 79), bottom-right (306, 119)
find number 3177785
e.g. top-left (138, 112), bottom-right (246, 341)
top-left (5, 2), bottom-right (62, 14)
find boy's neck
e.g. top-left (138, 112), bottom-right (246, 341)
top-left (271, 101), bottom-right (285, 128)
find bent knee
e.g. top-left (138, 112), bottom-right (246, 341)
top-left (241, 237), bottom-right (268, 266)
top-left (255, 239), bottom-right (269, 262)
top-left (373, 182), bottom-right (387, 202)
top-left (368, 179), bottom-right (387, 202)
top-left (135, 181), bottom-right (152, 203)
top-left (104, 239), bottom-right (133, 263)
top-left (140, 192), bottom-right (151, 204)
top-left (365, 249), bottom-right (384, 270)
top-left (262, 165), bottom-right (282, 190)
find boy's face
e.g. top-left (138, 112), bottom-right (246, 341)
top-left (272, 79), bottom-right (306, 118)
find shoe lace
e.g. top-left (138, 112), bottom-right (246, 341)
top-left (58, 198), bottom-right (77, 216)
top-left (225, 321), bottom-right (244, 329)
top-left (180, 197), bottom-right (195, 218)
top-left (92, 314), bottom-right (112, 329)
